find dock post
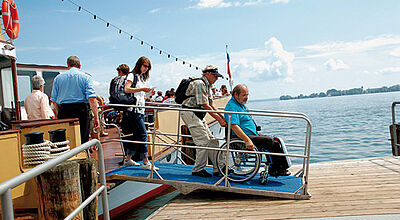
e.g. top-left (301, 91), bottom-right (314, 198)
top-left (36, 161), bottom-right (83, 219)
top-left (76, 158), bottom-right (98, 220)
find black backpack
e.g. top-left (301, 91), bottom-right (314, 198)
top-left (175, 77), bottom-right (204, 104)
top-left (109, 73), bottom-right (138, 109)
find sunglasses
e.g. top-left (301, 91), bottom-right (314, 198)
top-left (143, 64), bottom-right (149, 68)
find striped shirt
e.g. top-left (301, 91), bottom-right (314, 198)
top-left (182, 76), bottom-right (213, 108)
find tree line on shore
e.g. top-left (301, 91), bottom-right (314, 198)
top-left (280, 84), bottom-right (400, 100)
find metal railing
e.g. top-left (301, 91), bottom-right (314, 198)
top-left (0, 139), bottom-right (110, 220)
top-left (391, 102), bottom-right (400, 156)
top-left (103, 103), bottom-right (312, 196)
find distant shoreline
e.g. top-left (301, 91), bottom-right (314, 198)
top-left (279, 84), bottom-right (400, 101)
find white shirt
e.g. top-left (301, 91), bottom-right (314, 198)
top-left (127, 73), bottom-right (145, 114)
top-left (24, 90), bottom-right (54, 120)
top-left (163, 97), bottom-right (176, 104)
top-left (154, 96), bottom-right (163, 102)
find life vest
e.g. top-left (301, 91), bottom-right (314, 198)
top-left (2, 0), bottom-right (19, 39)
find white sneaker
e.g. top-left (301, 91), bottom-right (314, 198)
top-left (142, 163), bottom-right (159, 171)
top-left (124, 159), bottom-right (140, 166)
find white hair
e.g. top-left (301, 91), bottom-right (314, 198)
top-left (32, 75), bottom-right (45, 90)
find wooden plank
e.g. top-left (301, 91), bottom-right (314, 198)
top-left (151, 156), bottom-right (400, 219)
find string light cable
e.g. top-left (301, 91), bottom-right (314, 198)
top-left (61, 0), bottom-right (201, 71)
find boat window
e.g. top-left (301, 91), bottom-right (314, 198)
top-left (17, 75), bottom-right (31, 105)
top-left (16, 70), bottom-right (36, 106)
top-left (43, 71), bottom-right (60, 98)
top-left (0, 67), bottom-right (14, 109)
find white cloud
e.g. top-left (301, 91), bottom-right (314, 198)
top-left (390, 48), bottom-right (400, 57)
top-left (263, 37), bottom-right (294, 78)
top-left (308, 67), bottom-right (316, 72)
top-left (192, 0), bottom-right (272, 8)
top-left (378, 67), bottom-right (400, 74)
top-left (196, 0), bottom-right (232, 8)
top-left (92, 80), bottom-right (109, 98)
top-left (149, 8), bottom-right (160, 13)
top-left (232, 37), bottom-right (294, 81)
top-left (324, 59), bottom-right (350, 71)
top-left (299, 35), bottom-right (400, 58)
top-left (283, 77), bottom-right (294, 83)
top-left (17, 46), bottom-right (64, 52)
top-left (270, 0), bottom-right (289, 4)
top-left (83, 35), bottom-right (113, 44)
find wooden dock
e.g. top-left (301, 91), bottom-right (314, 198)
top-left (150, 156), bottom-right (400, 219)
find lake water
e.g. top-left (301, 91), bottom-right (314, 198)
top-left (247, 92), bottom-right (400, 164)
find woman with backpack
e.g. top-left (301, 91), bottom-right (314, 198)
top-left (122, 56), bottom-right (158, 171)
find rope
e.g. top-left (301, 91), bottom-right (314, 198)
top-left (22, 140), bottom-right (72, 166)
top-left (22, 140), bottom-right (52, 166)
top-left (49, 140), bottom-right (71, 159)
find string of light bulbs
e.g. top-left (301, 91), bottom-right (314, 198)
top-left (61, 0), bottom-right (200, 71)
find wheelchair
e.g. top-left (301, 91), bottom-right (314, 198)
top-left (216, 137), bottom-right (288, 184)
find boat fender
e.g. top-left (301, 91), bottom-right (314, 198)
top-left (2, 0), bottom-right (19, 39)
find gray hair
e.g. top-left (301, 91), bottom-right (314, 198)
top-left (32, 75), bottom-right (45, 90)
top-left (67, 56), bottom-right (81, 68)
top-left (232, 84), bottom-right (247, 96)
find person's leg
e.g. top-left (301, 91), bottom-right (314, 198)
top-left (131, 113), bottom-right (149, 161)
top-left (77, 104), bottom-right (90, 144)
top-left (130, 113), bottom-right (159, 170)
top-left (121, 111), bottom-right (136, 161)
top-left (201, 119), bottom-right (220, 173)
top-left (181, 111), bottom-right (214, 174)
top-left (58, 103), bottom-right (89, 144)
top-left (248, 134), bottom-right (289, 171)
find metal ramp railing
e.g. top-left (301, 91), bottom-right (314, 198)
top-left (102, 103), bottom-right (312, 199)
top-left (390, 102), bottom-right (400, 156)
top-left (0, 139), bottom-right (110, 220)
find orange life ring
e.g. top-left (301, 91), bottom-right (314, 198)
top-left (2, 0), bottom-right (19, 39)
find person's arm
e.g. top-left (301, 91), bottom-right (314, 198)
top-left (231, 124), bottom-right (255, 150)
top-left (124, 80), bottom-right (149, 93)
top-left (202, 103), bottom-right (227, 127)
top-left (124, 75), bottom-right (151, 94)
top-left (210, 102), bottom-right (225, 121)
top-left (88, 97), bottom-right (99, 132)
top-left (40, 95), bottom-right (50, 119)
top-left (50, 78), bottom-right (59, 117)
top-left (51, 101), bottom-right (58, 118)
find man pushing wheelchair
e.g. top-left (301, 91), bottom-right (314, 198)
top-left (224, 84), bottom-right (291, 177)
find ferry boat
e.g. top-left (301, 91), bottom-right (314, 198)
top-left (0, 32), bottom-right (235, 218)
top-left (0, 35), bottom-right (312, 218)
top-left (0, 5), bottom-right (314, 217)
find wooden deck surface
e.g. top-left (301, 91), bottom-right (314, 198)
top-left (151, 156), bottom-right (400, 219)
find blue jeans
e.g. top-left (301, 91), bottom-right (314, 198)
top-left (121, 111), bottom-right (148, 160)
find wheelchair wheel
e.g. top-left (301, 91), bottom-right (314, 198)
top-left (216, 139), bottom-right (261, 183)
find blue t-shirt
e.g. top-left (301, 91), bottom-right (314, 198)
top-left (51, 67), bottom-right (96, 104)
top-left (224, 97), bottom-right (257, 136)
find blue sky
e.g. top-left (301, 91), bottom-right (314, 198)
top-left (13, 0), bottom-right (400, 99)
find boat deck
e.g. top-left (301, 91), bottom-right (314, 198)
top-left (150, 156), bottom-right (400, 219)
top-left (106, 162), bottom-right (310, 200)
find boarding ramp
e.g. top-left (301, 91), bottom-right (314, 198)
top-left (104, 103), bottom-right (312, 200)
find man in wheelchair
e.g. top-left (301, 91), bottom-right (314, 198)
top-left (224, 84), bottom-right (290, 177)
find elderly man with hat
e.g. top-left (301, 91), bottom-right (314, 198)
top-left (181, 65), bottom-right (228, 177)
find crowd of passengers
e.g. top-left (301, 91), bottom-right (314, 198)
top-left (24, 55), bottom-right (290, 176)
